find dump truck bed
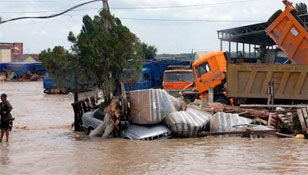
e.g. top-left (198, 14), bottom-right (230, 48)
top-left (227, 64), bottom-right (308, 100)
top-left (265, 1), bottom-right (308, 64)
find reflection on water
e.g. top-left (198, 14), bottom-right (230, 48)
top-left (0, 144), bottom-right (10, 166)
top-left (1, 81), bottom-right (308, 175)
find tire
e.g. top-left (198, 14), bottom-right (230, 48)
top-left (215, 97), bottom-right (231, 105)
top-left (267, 10), bottom-right (282, 25)
top-left (87, 127), bottom-right (93, 135)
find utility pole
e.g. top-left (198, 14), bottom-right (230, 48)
top-left (102, 0), bottom-right (110, 11)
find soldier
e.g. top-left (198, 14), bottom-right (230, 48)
top-left (0, 93), bottom-right (13, 143)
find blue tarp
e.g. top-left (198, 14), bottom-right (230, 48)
top-left (0, 62), bottom-right (46, 76)
top-left (6, 62), bottom-right (36, 77)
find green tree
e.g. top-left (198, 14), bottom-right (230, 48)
top-left (69, 10), bottom-right (144, 105)
top-left (39, 46), bottom-right (76, 90)
top-left (296, 2), bottom-right (307, 15)
top-left (141, 43), bottom-right (157, 60)
top-left (39, 46), bottom-right (91, 93)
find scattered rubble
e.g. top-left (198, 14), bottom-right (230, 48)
top-left (0, 69), bottom-right (42, 82)
top-left (72, 82), bottom-right (307, 140)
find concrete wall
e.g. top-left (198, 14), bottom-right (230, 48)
top-left (0, 49), bottom-right (12, 63)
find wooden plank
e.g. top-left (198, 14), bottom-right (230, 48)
top-left (240, 104), bottom-right (308, 108)
top-left (208, 87), bottom-right (214, 103)
top-left (302, 108), bottom-right (308, 127)
top-left (297, 109), bottom-right (307, 130)
top-left (275, 133), bottom-right (295, 138)
top-left (255, 117), bottom-right (267, 125)
top-left (267, 113), bottom-right (273, 127)
top-left (198, 129), bottom-right (280, 137)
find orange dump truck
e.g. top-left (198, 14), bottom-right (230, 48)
top-left (188, 0), bottom-right (308, 105)
top-left (266, 0), bottom-right (308, 64)
top-left (191, 51), bottom-right (308, 105)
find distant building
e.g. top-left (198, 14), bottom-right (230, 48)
top-left (0, 49), bottom-right (12, 63)
top-left (0, 42), bottom-right (23, 58)
top-left (13, 54), bottom-right (39, 62)
top-left (0, 42), bottom-right (38, 63)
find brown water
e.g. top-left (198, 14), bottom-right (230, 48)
top-left (1, 81), bottom-right (308, 175)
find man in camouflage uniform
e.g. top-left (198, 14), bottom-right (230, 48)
top-left (0, 93), bottom-right (13, 143)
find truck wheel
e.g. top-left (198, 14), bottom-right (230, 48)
top-left (215, 97), bottom-right (231, 105)
top-left (267, 10), bottom-right (282, 25)
top-left (87, 127), bottom-right (94, 135)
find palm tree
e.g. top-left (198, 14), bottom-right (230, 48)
top-left (142, 43), bottom-right (158, 60)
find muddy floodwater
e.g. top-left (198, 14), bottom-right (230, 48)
top-left (1, 81), bottom-right (308, 175)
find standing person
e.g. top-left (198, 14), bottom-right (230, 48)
top-left (0, 94), bottom-right (13, 143)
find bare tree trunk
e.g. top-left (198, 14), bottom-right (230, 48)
top-left (102, 0), bottom-right (110, 12)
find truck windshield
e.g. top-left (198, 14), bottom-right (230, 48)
top-left (196, 62), bottom-right (211, 78)
top-left (164, 71), bottom-right (194, 82)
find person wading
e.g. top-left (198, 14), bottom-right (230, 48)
top-left (0, 93), bottom-right (13, 143)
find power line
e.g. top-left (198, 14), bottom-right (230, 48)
top-left (0, 8), bottom-right (100, 14)
top-left (0, 0), bottom-right (86, 2)
top-left (0, 0), bottom-right (101, 24)
top-left (0, 0), bottom-right (264, 14)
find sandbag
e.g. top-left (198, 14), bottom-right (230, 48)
top-left (210, 112), bottom-right (253, 137)
top-left (129, 89), bottom-right (183, 125)
top-left (164, 107), bottom-right (211, 137)
top-left (30, 73), bottom-right (40, 81)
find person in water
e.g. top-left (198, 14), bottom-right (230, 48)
top-left (0, 93), bottom-right (13, 143)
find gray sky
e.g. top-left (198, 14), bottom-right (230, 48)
top-left (0, 0), bottom-right (304, 54)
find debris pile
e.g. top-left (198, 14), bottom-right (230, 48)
top-left (0, 69), bottom-right (42, 81)
top-left (197, 102), bottom-right (307, 138)
top-left (75, 87), bottom-right (307, 140)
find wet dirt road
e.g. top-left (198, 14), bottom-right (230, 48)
top-left (1, 81), bottom-right (308, 175)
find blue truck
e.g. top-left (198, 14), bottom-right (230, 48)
top-left (123, 59), bottom-right (191, 91)
top-left (43, 59), bottom-right (191, 93)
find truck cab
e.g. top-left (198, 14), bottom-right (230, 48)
top-left (163, 69), bottom-right (194, 93)
top-left (123, 68), bottom-right (152, 91)
top-left (192, 51), bottom-right (227, 95)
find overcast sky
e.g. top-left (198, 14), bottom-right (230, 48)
top-left (0, 0), bottom-right (305, 54)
